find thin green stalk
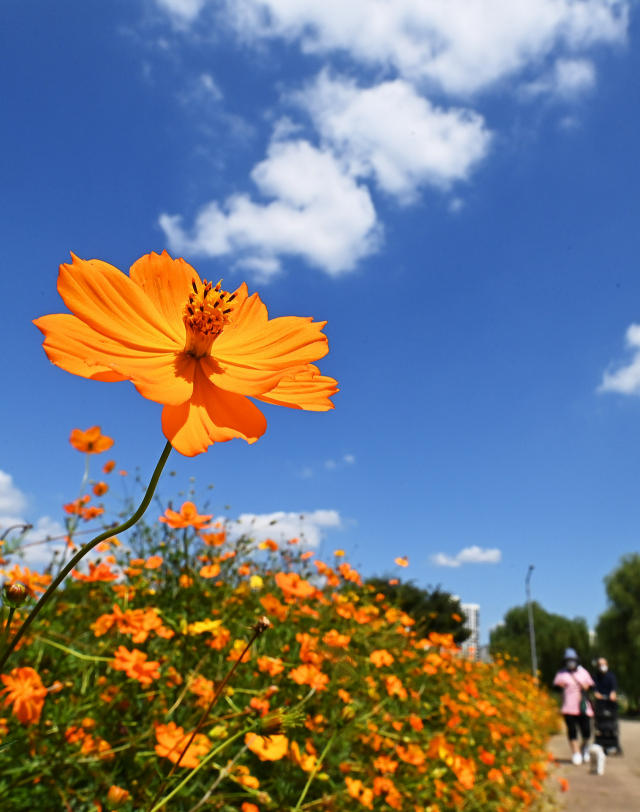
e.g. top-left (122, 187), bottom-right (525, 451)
top-left (293, 734), bottom-right (336, 812)
top-left (33, 635), bottom-right (112, 663)
top-left (0, 440), bottom-right (172, 671)
top-left (148, 729), bottom-right (247, 812)
top-left (0, 608), bottom-right (15, 657)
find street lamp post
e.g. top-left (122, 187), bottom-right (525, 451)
top-left (525, 565), bottom-right (538, 682)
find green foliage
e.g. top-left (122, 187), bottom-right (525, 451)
top-left (365, 579), bottom-right (470, 644)
top-left (489, 602), bottom-right (591, 689)
top-left (596, 553), bottom-right (640, 708)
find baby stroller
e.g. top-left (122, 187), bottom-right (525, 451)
top-left (593, 698), bottom-right (622, 755)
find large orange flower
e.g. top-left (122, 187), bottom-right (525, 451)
top-left (0, 667), bottom-right (48, 724)
top-left (35, 251), bottom-right (338, 456)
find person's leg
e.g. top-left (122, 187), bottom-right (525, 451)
top-left (579, 714), bottom-right (592, 752)
top-left (564, 715), bottom-right (580, 756)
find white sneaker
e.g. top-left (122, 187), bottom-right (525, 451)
top-left (572, 752), bottom-right (583, 765)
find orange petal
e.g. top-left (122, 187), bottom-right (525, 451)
top-left (34, 315), bottom-right (127, 382)
top-left (34, 314), bottom-right (195, 405)
top-left (255, 365), bottom-right (338, 411)
top-left (214, 303), bottom-right (329, 371)
top-left (162, 364), bottom-right (267, 456)
top-left (199, 355), bottom-right (295, 396)
top-left (57, 254), bottom-right (180, 351)
top-left (128, 251), bottom-right (196, 343)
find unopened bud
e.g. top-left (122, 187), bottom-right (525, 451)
top-left (106, 785), bottom-right (131, 809)
top-left (3, 581), bottom-right (29, 608)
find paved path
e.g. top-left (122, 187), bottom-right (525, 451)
top-left (549, 720), bottom-right (640, 812)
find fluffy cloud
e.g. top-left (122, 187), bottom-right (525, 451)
top-left (0, 470), bottom-right (67, 572)
top-left (431, 545), bottom-right (502, 567)
top-left (227, 509), bottom-right (341, 546)
top-left (165, 0), bottom-right (628, 94)
top-left (296, 73), bottom-right (491, 202)
top-left (599, 324), bottom-right (640, 395)
top-left (522, 57), bottom-right (596, 98)
top-left (160, 138), bottom-right (379, 276)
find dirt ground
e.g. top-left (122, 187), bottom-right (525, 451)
top-left (548, 719), bottom-right (640, 812)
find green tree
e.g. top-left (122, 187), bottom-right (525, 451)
top-left (490, 602), bottom-right (591, 689)
top-left (596, 553), bottom-right (640, 708)
top-left (365, 578), bottom-right (471, 644)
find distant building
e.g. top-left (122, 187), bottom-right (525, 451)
top-left (461, 603), bottom-right (480, 660)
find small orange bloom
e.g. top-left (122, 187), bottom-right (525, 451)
top-left (0, 667), bottom-right (47, 724)
top-left (102, 460), bottom-right (116, 474)
top-left (36, 252), bottom-right (337, 457)
top-left (179, 574), bottom-right (194, 588)
top-left (250, 696), bottom-right (270, 716)
top-left (201, 530), bottom-right (226, 546)
top-left (300, 551), bottom-right (314, 560)
top-left (111, 646), bottom-right (160, 684)
top-left (72, 562), bottom-right (118, 582)
top-left (257, 656), bottom-right (285, 676)
top-left (388, 579), bottom-right (399, 585)
top-left (260, 593), bottom-right (289, 621)
top-left (394, 556), bottom-right (409, 567)
top-left (275, 572), bottom-right (315, 598)
top-left (69, 426), bottom-right (114, 454)
top-left (160, 501), bottom-right (212, 530)
top-left (409, 714), bottom-right (424, 732)
top-left (488, 768), bottom-right (504, 784)
top-left (1, 564), bottom-right (51, 597)
top-left (396, 743), bottom-right (425, 766)
top-left (144, 555), bottom-right (163, 569)
top-left (238, 563), bottom-right (251, 576)
top-left (479, 749), bottom-right (495, 766)
top-left (155, 722), bottom-right (211, 768)
top-left (557, 777), bottom-right (569, 792)
top-left (289, 664), bottom-right (329, 691)
top-left (93, 482), bottom-right (109, 497)
top-left (245, 733), bottom-right (289, 761)
top-left (227, 639), bottom-right (252, 663)
top-left (106, 785), bottom-right (130, 808)
top-left (370, 649), bottom-right (394, 668)
top-left (258, 539), bottom-right (279, 551)
top-left (322, 629), bottom-right (350, 648)
top-left (338, 689), bottom-right (352, 703)
top-left (241, 804), bottom-right (259, 812)
top-left (373, 755), bottom-right (398, 774)
top-left (199, 563), bottom-right (221, 579)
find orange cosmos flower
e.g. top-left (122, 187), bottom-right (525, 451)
top-left (257, 656), bottom-right (285, 676)
top-left (69, 426), bottom-right (114, 454)
top-left (106, 785), bottom-right (131, 809)
top-left (245, 733), bottom-right (289, 761)
top-left (144, 555), bottom-right (163, 569)
top-left (1, 564), bottom-right (51, 597)
top-left (258, 539), bottom-right (278, 551)
top-left (373, 755), bottom-right (398, 774)
top-left (370, 649), bottom-right (394, 667)
top-left (288, 664), bottom-right (329, 691)
top-left (201, 530), bottom-right (226, 546)
top-left (394, 556), bottom-right (409, 567)
top-left (385, 675), bottom-right (408, 700)
top-left (102, 460), bottom-right (116, 474)
top-left (111, 646), bottom-right (160, 684)
top-left (260, 593), bottom-right (289, 621)
top-left (557, 777), bottom-right (569, 792)
top-left (0, 667), bottom-right (48, 724)
top-left (160, 501), bottom-right (212, 530)
top-left (155, 721), bottom-right (211, 768)
top-left (241, 804), bottom-right (259, 812)
top-left (72, 561), bottom-right (118, 582)
top-left (199, 563), bottom-right (221, 579)
top-left (478, 749), bottom-right (495, 766)
top-left (92, 482), bottom-right (109, 497)
top-left (487, 768), bottom-right (504, 784)
top-left (396, 743), bottom-right (425, 766)
top-left (275, 572), bottom-right (315, 598)
top-left (36, 252), bottom-right (337, 456)
top-left (322, 629), bottom-right (350, 648)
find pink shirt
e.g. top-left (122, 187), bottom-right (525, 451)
top-left (553, 666), bottom-right (594, 716)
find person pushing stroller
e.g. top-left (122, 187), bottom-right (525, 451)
top-left (553, 648), bottom-right (594, 764)
top-left (593, 657), bottom-right (622, 755)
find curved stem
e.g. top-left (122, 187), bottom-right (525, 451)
top-left (0, 440), bottom-right (172, 672)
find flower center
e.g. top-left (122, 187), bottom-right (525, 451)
top-left (183, 279), bottom-right (236, 359)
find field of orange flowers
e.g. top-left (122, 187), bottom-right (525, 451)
top-left (0, 439), bottom-right (559, 812)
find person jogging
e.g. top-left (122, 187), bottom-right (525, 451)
top-left (553, 647), bottom-right (594, 765)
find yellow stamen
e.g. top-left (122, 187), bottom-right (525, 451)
top-left (183, 279), bottom-right (235, 358)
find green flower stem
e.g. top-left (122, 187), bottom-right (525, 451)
top-left (292, 733), bottom-right (336, 812)
top-left (0, 440), bottom-right (172, 673)
top-left (148, 729), bottom-right (247, 812)
top-left (33, 635), bottom-right (112, 663)
top-left (0, 608), bottom-right (15, 657)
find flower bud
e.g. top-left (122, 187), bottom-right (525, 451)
top-left (3, 581), bottom-right (29, 608)
top-left (106, 785), bottom-right (130, 809)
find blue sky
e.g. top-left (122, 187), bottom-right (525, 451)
top-left (2, 0), bottom-right (640, 641)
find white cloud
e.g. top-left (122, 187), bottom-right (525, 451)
top-left (343, 454), bottom-right (355, 464)
top-left (599, 324), bottom-right (640, 395)
top-left (431, 545), bottom-right (502, 567)
top-left (227, 509), bottom-right (342, 546)
top-left (160, 138), bottom-right (380, 276)
top-left (179, 0), bottom-right (628, 95)
top-left (0, 471), bottom-right (27, 518)
top-left (296, 73), bottom-right (491, 202)
top-left (522, 57), bottom-right (596, 98)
